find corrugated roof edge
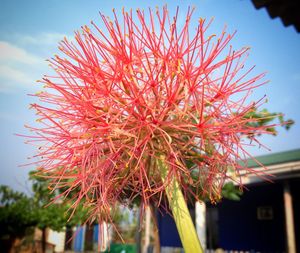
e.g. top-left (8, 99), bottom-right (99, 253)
top-left (240, 149), bottom-right (300, 168)
top-left (251, 0), bottom-right (300, 32)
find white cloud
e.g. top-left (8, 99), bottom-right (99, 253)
top-left (0, 40), bottom-right (44, 93)
top-left (0, 41), bottom-right (41, 65)
top-left (18, 32), bottom-right (73, 46)
top-left (0, 32), bottom-right (73, 93)
top-left (0, 65), bottom-right (35, 84)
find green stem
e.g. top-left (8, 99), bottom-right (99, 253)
top-left (157, 155), bottom-right (204, 253)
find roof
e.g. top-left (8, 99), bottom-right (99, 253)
top-left (246, 149), bottom-right (300, 168)
top-left (251, 0), bottom-right (300, 32)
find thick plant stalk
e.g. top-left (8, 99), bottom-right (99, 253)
top-left (157, 155), bottom-right (204, 253)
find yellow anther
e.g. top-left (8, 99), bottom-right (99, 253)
top-left (84, 25), bottom-right (90, 33)
top-left (81, 133), bottom-right (91, 139)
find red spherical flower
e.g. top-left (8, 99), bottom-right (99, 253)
top-left (27, 7), bottom-right (273, 223)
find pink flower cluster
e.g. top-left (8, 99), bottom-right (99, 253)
top-left (26, 7), bottom-right (273, 222)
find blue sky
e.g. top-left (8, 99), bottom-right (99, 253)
top-left (0, 0), bottom-right (299, 192)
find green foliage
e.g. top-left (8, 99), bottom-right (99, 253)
top-left (243, 108), bottom-right (294, 136)
top-left (0, 186), bottom-right (37, 240)
top-left (103, 243), bottom-right (137, 253)
top-left (28, 171), bottom-right (88, 231)
top-left (0, 171), bottom-right (89, 251)
top-left (221, 182), bottom-right (243, 201)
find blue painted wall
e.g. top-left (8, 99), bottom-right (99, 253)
top-left (157, 210), bottom-right (182, 247)
top-left (290, 179), bottom-right (300, 251)
top-left (73, 226), bottom-right (85, 252)
top-left (216, 182), bottom-right (286, 251)
top-left (93, 224), bottom-right (99, 243)
top-left (157, 206), bottom-right (195, 248)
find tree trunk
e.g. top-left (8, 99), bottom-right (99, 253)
top-left (6, 236), bottom-right (17, 253)
top-left (41, 227), bottom-right (46, 253)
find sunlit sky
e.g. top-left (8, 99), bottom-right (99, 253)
top-left (0, 0), bottom-right (299, 192)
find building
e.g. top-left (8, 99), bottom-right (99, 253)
top-left (159, 149), bottom-right (300, 253)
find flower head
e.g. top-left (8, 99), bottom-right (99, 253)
top-left (27, 6), bottom-right (273, 222)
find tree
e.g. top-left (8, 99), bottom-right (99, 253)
top-left (0, 171), bottom-right (89, 253)
top-left (29, 171), bottom-right (88, 253)
top-left (0, 186), bottom-right (37, 253)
